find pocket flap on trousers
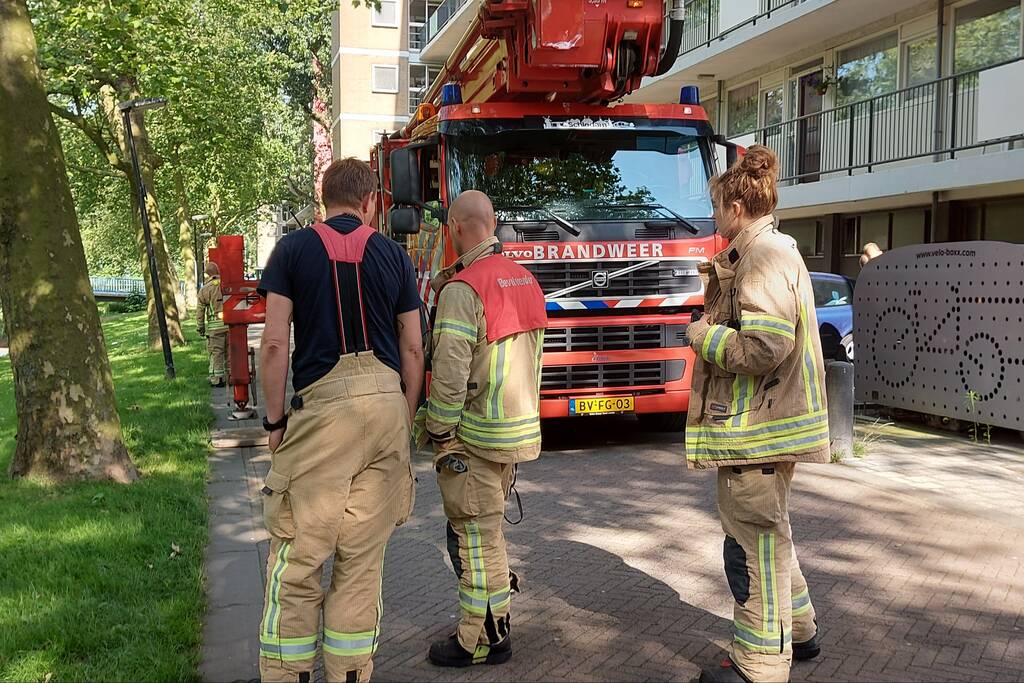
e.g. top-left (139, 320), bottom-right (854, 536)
top-left (263, 469), bottom-right (290, 493)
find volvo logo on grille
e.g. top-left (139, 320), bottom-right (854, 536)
top-left (591, 270), bottom-right (610, 288)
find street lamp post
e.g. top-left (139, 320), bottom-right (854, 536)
top-left (119, 97), bottom-right (175, 380)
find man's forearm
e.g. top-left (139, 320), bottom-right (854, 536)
top-left (260, 341), bottom-right (290, 421)
top-left (400, 348), bottom-right (424, 421)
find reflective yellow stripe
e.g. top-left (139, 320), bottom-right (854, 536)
top-left (464, 522), bottom-right (487, 619)
top-left (730, 375), bottom-right (755, 428)
top-left (323, 629), bottom-right (377, 657)
top-left (473, 644), bottom-right (490, 664)
top-left (799, 301), bottom-right (822, 412)
top-left (733, 621), bottom-right (792, 652)
top-left (742, 324), bottom-right (796, 341)
top-left (497, 339), bottom-right (512, 419)
top-left (438, 318), bottom-right (477, 342)
top-left (427, 396), bottom-right (463, 425)
top-left (701, 324), bottom-right (735, 369)
top-left (792, 588), bottom-right (812, 616)
top-left (261, 542), bottom-right (291, 641)
top-left (690, 409), bottom-right (827, 434)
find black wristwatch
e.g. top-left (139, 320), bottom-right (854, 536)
top-left (262, 414), bottom-right (288, 432)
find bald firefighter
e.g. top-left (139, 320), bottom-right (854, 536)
top-left (417, 190), bottom-right (546, 667)
top-left (197, 261), bottom-right (227, 387)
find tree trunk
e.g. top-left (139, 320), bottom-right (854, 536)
top-left (0, 0), bottom-right (138, 483)
top-left (100, 84), bottom-right (185, 348)
top-left (311, 53), bottom-right (333, 221)
top-left (174, 167), bottom-right (197, 313)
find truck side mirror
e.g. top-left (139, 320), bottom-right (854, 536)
top-left (390, 147), bottom-right (422, 206)
top-left (712, 134), bottom-right (741, 170)
top-left (389, 206), bottom-right (422, 235)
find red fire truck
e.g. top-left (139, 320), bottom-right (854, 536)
top-left (372, 0), bottom-right (737, 429)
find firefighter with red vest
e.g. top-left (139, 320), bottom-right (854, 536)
top-left (417, 190), bottom-right (546, 667)
top-left (256, 158), bottom-right (424, 683)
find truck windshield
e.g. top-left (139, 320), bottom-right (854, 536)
top-left (446, 129), bottom-right (713, 222)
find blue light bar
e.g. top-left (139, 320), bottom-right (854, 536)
top-left (441, 83), bottom-right (463, 106)
top-left (680, 86), bottom-right (700, 105)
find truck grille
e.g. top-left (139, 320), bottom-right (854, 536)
top-left (523, 259), bottom-right (700, 298)
top-left (544, 325), bottom-right (664, 352)
top-left (541, 361), bottom-right (684, 391)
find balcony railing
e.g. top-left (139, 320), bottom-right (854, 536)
top-left (680, 0), bottom-right (806, 57)
top-left (422, 0), bottom-right (469, 48)
top-left (734, 58), bottom-right (1024, 184)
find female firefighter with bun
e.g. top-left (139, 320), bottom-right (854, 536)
top-left (686, 146), bottom-right (828, 683)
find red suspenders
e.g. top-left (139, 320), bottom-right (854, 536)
top-left (310, 223), bottom-right (376, 355)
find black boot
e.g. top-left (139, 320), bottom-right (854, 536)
top-left (794, 632), bottom-right (821, 661)
top-left (698, 658), bottom-right (752, 683)
top-left (428, 634), bottom-right (512, 667)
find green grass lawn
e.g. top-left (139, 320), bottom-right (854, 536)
top-left (0, 312), bottom-right (211, 682)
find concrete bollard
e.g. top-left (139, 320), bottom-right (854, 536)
top-left (826, 361), bottom-right (855, 460)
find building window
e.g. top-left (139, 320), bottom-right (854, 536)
top-left (703, 97), bottom-right (720, 132)
top-left (762, 86), bottom-right (784, 127)
top-left (954, 0), bottom-right (1022, 74)
top-left (781, 219), bottom-right (824, 258)
top-left (372, 0), bottom-right (399, 28)
top-left (836, 32), bottom-right (898, 107)
top-left (371, 64), bottom-right (400, 93)
top-left (903, 34), bottom-right (937, 88)
top-left (979, 198), bottom-right (1024, 243)
top-left (727, 82), bottom-right (759, 137)
top-left (409, 64), bottom-right (441, 114)
top-left (842, 214), bottom-right (895, 256)
top-left (891, 209), bottom-right (927, 248)
top-left (842, 217), bottom-right (860, 256)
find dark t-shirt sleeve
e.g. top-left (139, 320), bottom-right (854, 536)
top-left (394, 247), bottom-right (422, 315)
top-left (258, 239), bottom-right (292, 299)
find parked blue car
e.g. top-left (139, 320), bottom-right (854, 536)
top-left (810, 272), bottom-right (855, 362)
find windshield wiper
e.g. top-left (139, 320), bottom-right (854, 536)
top-left (496, 205), bottom-right (581, 237)
top-left (590, 203), bottom-right (700, 235)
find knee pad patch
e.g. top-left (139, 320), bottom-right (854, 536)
top-left (446, 521), bottom-right (463, 578)
top-left (724, 535), bottom-right (750, 605)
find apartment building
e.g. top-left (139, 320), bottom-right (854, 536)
top-left (418, 0), bottom-right (1024, 277)
top-left (330, 0), bottom-right (442, 160)
top-left (630, 0), bottom-right (1024, 277)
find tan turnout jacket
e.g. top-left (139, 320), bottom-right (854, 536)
top-left (417, 237), bottom-right (544, 464)
top-left (685, 215), bottom-right (830, 469)
top-left (197, 277), bottom-right (226, 336)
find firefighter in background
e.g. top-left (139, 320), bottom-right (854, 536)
top-left (685, 147), bottom-right (827, 683)
top-left (256, 158), bottom-right (423, 682)
top-left (416, 190), bottom-right (546, 667)
top-left (197, 261), bottom-right (227, 387)
top-left (860, 242), bottom-right (884, 267)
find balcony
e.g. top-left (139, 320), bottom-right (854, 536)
top-left (419, 0), bottom-right (474, 64)
top-left (728, 59), bottom-right (1024, 210)
top-left (635, 0), bottom-right (925, 100)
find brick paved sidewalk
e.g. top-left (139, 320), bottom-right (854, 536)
top-left (200, 342), bottom-right (1024, 682)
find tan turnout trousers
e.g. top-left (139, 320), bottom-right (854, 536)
top-left (436, 442), bottom-right (517, 656)
top-left (259, 353), bottom-right (415, 683)
top-left (207, 330), bottom-right (227, 384)
top-left (717, 462), bottom-right (817, 682)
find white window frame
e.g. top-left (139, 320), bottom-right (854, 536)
top-left (371, 0), bottom-right (399, 28)
top-left (725, 79), bottom-right (760, 138)
top-left (949, 0), bottom-right (1024, 74)
top-left (832, 28), bottom-right (901, 107)
top-left (759, 83), bottom-right (785, 128)
top-left (371, 64), bottom-right (400, 94)
top-left (900, 31), bottom-right (938, 90)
